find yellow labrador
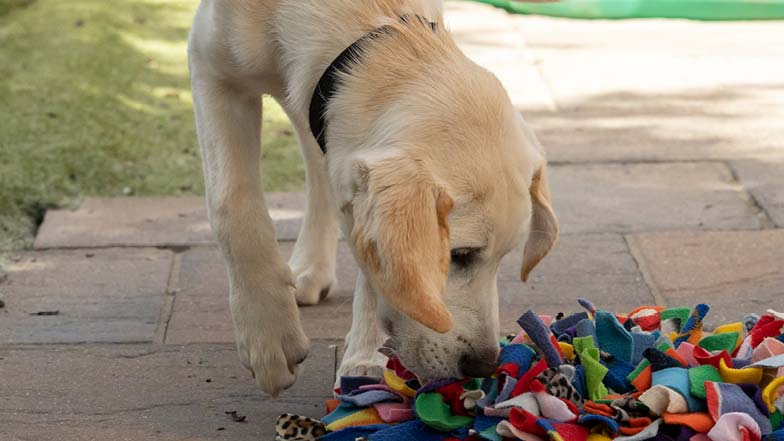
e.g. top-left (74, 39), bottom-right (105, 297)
top-left (188, 0), bottom-right (558, 397)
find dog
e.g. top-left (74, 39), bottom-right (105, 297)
top-left (188, 0), bottom-right (558, 397)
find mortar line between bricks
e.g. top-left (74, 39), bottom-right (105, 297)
top-left (154, 251), bottom-right (182, 344)
top-left (725, 160), bottom-right (777, 229)
top-left (547, 158), bottom-right (733, 167)
top-left (0, 340), bottom-right (156, 348)
top-left (623, 234), bottom-right (668, 308)
top-left (32, 244), bottom-right (201, 251)
top-left (26, 226), bottom-right (779, 254)
top-left (32, 242), bottom-right (301, 251)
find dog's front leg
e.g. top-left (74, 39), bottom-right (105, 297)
top-left (190, 75), bottom-right (309, 397)
top-left (336, 272), bottom-right (388, 386)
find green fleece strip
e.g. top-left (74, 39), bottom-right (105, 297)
top-left (699, 332), bottom-right (739, 353)
top-left (661, 307), bottom-right (691, 325)
top-left (689, 364), bottom-right (722, 400)
top-left (582, 347), bottom-right (610, 401)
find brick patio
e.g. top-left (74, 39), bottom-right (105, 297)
top-left (1, 3), bottom-right (783, 439)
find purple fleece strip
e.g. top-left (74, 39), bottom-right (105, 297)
top-left (711, 382), bottom-right (772, 434)
top-left (494, 375), bottom-right (518, 405)
top-left (517, 310), bottom-right (562, 367)
top-left (338, 390), bottom-right (402, 407)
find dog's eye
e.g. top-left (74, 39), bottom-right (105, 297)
top-left (450, 247), bottom-right (480, 268)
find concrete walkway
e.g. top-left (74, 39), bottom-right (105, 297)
top-left (2, 3), bottom-right (783, 439)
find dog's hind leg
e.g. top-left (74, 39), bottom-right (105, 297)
top-left (278, 103), bottom-right (339, 306)
top-left (336, 272), bottom-right (388, 386)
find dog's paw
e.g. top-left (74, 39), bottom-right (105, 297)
top-left (231, 286), bottom-right (310, 397)
top-left (292, 264), bottom-right (335, 306)
top-left (337, 360), bottom-right (386, 378)
top-left (335, 353), bottom-right (388, 388)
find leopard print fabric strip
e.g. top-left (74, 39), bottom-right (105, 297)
top-left (275, 414), bottom-right (327, 441)
top-left (535, 367), bottom-right (585, 407)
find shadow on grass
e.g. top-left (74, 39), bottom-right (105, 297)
top-left (0, 0), bottom-right (300, 250)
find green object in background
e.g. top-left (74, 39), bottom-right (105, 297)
top-left (471, 0), bottom-right (784, 20)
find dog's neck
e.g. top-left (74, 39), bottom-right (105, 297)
top-left (273, 0), bottom-right (443, 117)
top-left (308, 17), bottom-right (437, 154)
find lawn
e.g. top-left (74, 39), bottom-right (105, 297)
top-left (0, 0), bottom-right (302, 251)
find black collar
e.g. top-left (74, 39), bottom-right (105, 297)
top-left (308, 17), bottom-right (437, 154)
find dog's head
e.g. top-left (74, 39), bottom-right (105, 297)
top-left (332, 30), bottom-right (558, 380)
top-left (346, 143), bottom-right (556, 379)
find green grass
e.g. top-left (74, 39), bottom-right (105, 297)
top-left (0, 0), bottom-right (34, 16)
top-left (0, 0), bottom-right (302, 251)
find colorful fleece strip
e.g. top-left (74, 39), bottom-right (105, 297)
top-left (274, 303), bottom-right (784, 441)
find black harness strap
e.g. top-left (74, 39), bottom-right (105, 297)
top-left (308, 17), bottom-right (437, 154)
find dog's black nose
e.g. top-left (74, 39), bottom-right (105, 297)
top-left (459, 352), bottom-right (499, 378)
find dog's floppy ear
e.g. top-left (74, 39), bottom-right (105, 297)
top-left (521, 164), bottom-right (558, 282)
top-left (351, 156), bottom-right (454, 333)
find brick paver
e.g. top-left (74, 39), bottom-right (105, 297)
top-left (627, 230), bottom-right (784, 324)
top-left (3, 2), bottom-right (784, 439)
top-left (165, 243), bottom-right (358, 343)
top-left (0, 248), bottom-right (171, 344)
top-left (35, 162), bottom-right (766, 250)
top-left (730, 158), bottom-right (784, 228)
top-left (550, 162), bottom-right (764, 234)
top-left (165, 233), bottom-right (653, 341)
top-left (497, 233), bottom-right (653, 325)
top-left (33, 193), bottom-right (306, 249)
top-left (0, 343), bottom-right (336, 441)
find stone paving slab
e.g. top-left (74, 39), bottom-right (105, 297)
top-left (627, 230), bottom-right (784, 325)
top-left (730, 157), bottom-right (784, 228)
top-left (497, 233), bottom-right (652, 329)
top-left (29, 162), bottom-right (764, 254)
top-left (0, 343), bottom-right (336, 440)
top-left (550, 162), bottom-right (763, 234)
top-left (0, 248), bottom-right (171, 344)
top-left (33, 193), bottom-right (306, 249)
top-left (514, 16), bottom-right (784, 162)
top-left (524, 84), bottom-right (784, 163)
top-left (0, 401), bottom-right (326, 441)
top-left (165, 233), bottom-right (649, 341)
top-left (165, 243), bottom-right (358, 344)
